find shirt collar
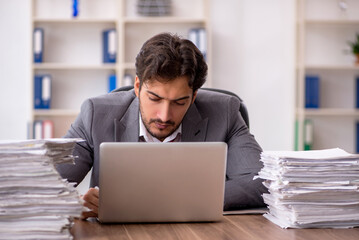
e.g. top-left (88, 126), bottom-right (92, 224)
top-left (139, 113), bottom-right (182, 143)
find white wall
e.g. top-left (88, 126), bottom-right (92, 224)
top-left (0, 0), bottom-right (31, 140)
top-left (211, 0), bottom-right (296, 151)
top-left (0, 0), bottom-right (296, 151)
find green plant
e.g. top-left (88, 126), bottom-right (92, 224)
top-left (348, 33), bottom-right (359, 55)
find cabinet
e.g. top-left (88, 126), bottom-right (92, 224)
top-left (296, 0), bottom-right (359, 153)
top-left (30, 0), bottom-right (211, 138)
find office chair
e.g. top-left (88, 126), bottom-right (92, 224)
top-left (112, 86), bottom-right (250, 128)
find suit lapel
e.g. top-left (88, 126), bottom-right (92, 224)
top-left (114, 98), bottom-right (139, 142)
top-left (181, 103), bottom-right (208, 142)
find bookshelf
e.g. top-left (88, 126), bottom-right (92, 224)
top-left (296, 0), bottom-right (359, 153)
top-left (30, 0), bottom-right (211, 139)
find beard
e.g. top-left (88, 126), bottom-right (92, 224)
top-left (139, 105), bottom-right (181, 141)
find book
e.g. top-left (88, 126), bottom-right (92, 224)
top-left (108, 74), bottom-right (135, 93)
top-left (34, 75), bottom-right (42, 109)
top-left (188, 28), bottom-right (207, 60)
top-left (108, 74), bottom-right (117, 93)
top-left (357, 122), bottom-right (359, 153)
top-left (123, 74), bottom-right (134, 86)
top-left (33, 28), bottom-right (44, 63)
top-left (356, 76), bottom-right (359, 108)
top-left (42, 120), bottom-right (54, 139)
top-left (34, 75), bottom-right (51, 109)
top-left (72, 0), bottom-right (79, 18)
top-left (33, 120), bottom-right (43, 139)
top-left (304, 119), bottom-right (313, 150)
top-left (103, 29), bottom-right (116, 63)
top-left (32, 120), bottom-right (54, 139)
top-left (137, 0), bottom-right (171, 16)
top-left (198, 28), bottom-right (207, 60)
top-left (305, 75), bottom-right (320, 108)
top-left (294, 120), bottom-right (299, 151)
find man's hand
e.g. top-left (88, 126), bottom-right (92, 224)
top-left (81, 187), bottom-right (99, 220)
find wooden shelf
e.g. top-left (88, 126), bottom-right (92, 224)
top-left (33, 18), bottom-right (117, 24)
top-left (30, 0), bottom-right (211, 138)
top-left (303, 64), bottom-right (359, 71)
top-left (297, 108), bottom-right (359, 117)
top-left (295, 0), bottom-right (359, 152)
top-left (124, 17), bottom-right (206, 24)
top-left (34, 109), bottom-right (80, 117)
top-left (305, 19), bottom-right (359, 25)
top-left (33, 63), bottom-right (117, 70)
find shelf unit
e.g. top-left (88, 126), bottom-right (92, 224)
top-left (30, 0), bottom-right (211, 138)
top-left (296, 0), bottom-right (359, 153)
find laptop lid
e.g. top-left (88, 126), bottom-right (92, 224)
top-left (98, 142), bottom-right (227, 223)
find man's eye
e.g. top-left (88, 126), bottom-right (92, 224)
top-left (149, 97), bottom-right (160, 102)
top-left (174, 101), bottom-right (186, 106)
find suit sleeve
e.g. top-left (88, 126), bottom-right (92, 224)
top-left (224, 96), bottom-right (267, 210)
top-left (55, 99), bottom-right (95, 186)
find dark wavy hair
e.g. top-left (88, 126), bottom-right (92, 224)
top-left (135, 32), bottom-right (207, 92)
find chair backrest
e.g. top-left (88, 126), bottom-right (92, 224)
top-left (112, 86), bottom-right (250, 128)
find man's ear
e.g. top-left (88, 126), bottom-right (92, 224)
top-left (191, 90), bottom-right (198, 104)
top-left (134, 76), bottom-right (140, 97)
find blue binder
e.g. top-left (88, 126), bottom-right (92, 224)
top-left (305, 75), bottom-right (320, 108)
top-left (34, 75), bottom-right (51, 109)
top-left (33, 28), bottom-right (44, 63)
top-left (108, 74), bottom-right (117, 93)
top-left (33, 120), bottom-right (43, 139)
top-left (356, 77), bottom-right (359, 108)
top-left (188, 28), bottom-right (199, 48)
top-left (188, 28), bottom-right (207, 60)
top-left (197, 28), bottom-right (207, 60)
top-left (72, 0), bottom-right (79, 18)
top-left (34, 75), bottom-right (43, 109)
top-left (103, 29), bottom-right (117, 63)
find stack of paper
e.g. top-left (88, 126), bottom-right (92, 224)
top-left (0, 138), bottom-right (84, 239)
top-left (256, 148), bottom-right (359, 228)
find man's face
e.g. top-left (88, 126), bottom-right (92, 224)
top-left (134, 76), bottom-right (197, 141)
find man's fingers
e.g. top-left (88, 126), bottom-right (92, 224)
top-left (81, 210), bottom-right (98, 220)
top-left (83, 201), bottom-right (98, 214)
top-left (82, 188), bottom-right (99, 207)
top-left (81, 188), bottom-right (100, 219)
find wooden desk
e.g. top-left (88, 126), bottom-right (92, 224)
top-left (71, 215), bottom-right (359, 240)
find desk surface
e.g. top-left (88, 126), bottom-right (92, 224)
top-left (71, 215), bottom-right (359, 240)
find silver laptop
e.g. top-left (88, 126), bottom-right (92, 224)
top-left (98, 142), bottom-right (227, 223)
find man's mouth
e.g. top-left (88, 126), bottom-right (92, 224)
top-left (150, 119), bottom-right (174, 130)
top-left (155, 121), bottom-right (170, 130)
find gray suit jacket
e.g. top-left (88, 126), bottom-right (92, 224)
top-left (56, 89), bottom-right (267, 210)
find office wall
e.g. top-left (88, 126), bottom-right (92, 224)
top-left (0, 1), bottom-right (31, 140)
top-left (211, 0), bottom-right (296, 151)
top-left (0, 0), bottom-right (295, 151)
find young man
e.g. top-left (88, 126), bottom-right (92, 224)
top-left (56, 33), bottom-right (266, 219)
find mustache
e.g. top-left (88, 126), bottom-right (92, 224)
top-left (149, 119), bottom-right (175, 126)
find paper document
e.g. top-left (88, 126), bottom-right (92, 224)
top-left (255, 148), bottom-right (359, 229)
top-left (0, 138), bottom-right (84, 240)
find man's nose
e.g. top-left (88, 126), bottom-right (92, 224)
top-left (157, 102), bottom-right (172, 122)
